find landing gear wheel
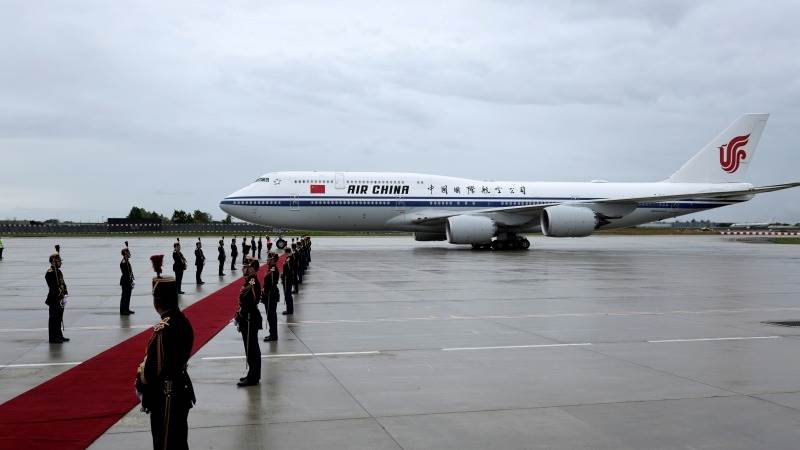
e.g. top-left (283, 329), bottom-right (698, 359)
top-left (520, 238), bottom-right (530, 250)
top-left (491, 240), bottom-right (501, 251)
top-left (276, 238), bottom-right (287, 250)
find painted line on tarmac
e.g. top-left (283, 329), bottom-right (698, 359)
top-left (0, 361), bottom-right (82, 368)
top-left (648, 336), bottom-right (781, 343)
top-left (0, 337), bottom-right (786, 369)
top-left (0, 325), bottom-right (150, 333)
top-left (201, 350), bottom-right (381, 361)
top-left (442, 343), bottom-right (592, 351)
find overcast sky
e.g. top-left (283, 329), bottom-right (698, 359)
top-left (2, 0), bottom-right (799, 222)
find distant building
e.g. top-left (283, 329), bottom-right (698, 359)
top-left (637, 221), bottom-right (674, 229)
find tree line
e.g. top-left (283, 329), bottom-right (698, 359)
top-left (127, 206), bottom-right (232, 224)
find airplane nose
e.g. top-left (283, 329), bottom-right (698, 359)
top-left (219, 198), bottom-right (233, 215)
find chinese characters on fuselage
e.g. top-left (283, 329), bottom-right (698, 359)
top-left (344, 184), bottom-right (528, 196)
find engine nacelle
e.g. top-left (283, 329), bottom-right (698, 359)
top-left (540, 205), bottom-right (598, 237)
top-left (446, 215), bottom-right (495, 244)
top-left (414, 231), bottom-right (447, 241)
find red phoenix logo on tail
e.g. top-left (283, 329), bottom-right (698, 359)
top-left (719, 134), bottom-right (749, 173)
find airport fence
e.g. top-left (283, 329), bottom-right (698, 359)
top-left (0, 222), bottom-right (275, 236)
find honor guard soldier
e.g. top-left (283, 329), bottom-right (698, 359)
top-left (266, 236), bottom-right (272, 253)
top-left (262, 260), bottom-right (280, 341)
top-left (290, 244), bottom-right (300, 293)
top-left (136, 277), bottom-right (196, 450)
top-left (194, 240), bottom-right (205, 285)
top-left (173, 243), bottom-right (187, 294)
top-left (217, 239), bottom-right (226, 276)
top-left (45, 253), bottom-right (69, 343)
top-left (281, 248), bottom-right (295, 315)
top-left (0, 237), bottom-right (4, 260)
top-left (257, 236), bottom-right (263, 259)
top-left (250, 236), bottom-right (256, 257)
top-left (120, 247), bottom-right (135, 315)
top-left (241, 239), bottom-right (248, 266)
top-left (230, 237), bottom-right (238, 271)
top-left (236, 257), bottom-right (262, 386)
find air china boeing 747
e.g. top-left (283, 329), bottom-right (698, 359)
top-left (220, 114), bottom-right (799, 250)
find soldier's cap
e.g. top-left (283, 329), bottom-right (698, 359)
top-left (244, 256), bottom-right (259, 269)
top-left (152, 277), bottom-right (178, 308)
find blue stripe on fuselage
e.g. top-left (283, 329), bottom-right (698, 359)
top-left (220, 196), bottom-right (742, 210)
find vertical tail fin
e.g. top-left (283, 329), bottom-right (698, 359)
top-left (666, 113), bottom-right (769, 183)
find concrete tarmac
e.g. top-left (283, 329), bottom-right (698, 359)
top-left (1, 235), bottom-right (800, 449)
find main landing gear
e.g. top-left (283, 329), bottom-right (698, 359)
top-left (472, 234), bottom-right (531, 251)
top-left (275, 238), bottom-right (288, 250)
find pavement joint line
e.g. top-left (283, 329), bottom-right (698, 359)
top-left (647, 336), bottom-right (781, 343)
top-left (4, 307), bottom-right (800, 332)
top-left (442, 343), bottom-right (593, 351)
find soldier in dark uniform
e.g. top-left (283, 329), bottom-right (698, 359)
top-left (136, 277), bottom-right (196, 450)
top-left (250, 236), bottom-right (256, 257)
top-left (289, 244), bottom-right (300, 294)
top-left (120, 247), bottom-right (135, 315)
top-left (236, 257), bottom-right (262, 386)
top-left (262, 261), bottom-right (280, 341)
top-left (266, 236), bottom-right (272, 253)
top-left (173, 243), bottom-right (187, 294)
top-left (295, 242), bottom-right (305, 284)
top-left (217, 239), bottom-right (226, 276)
top-left (45, 253), bottom-right (69, 343)
top-left (194, 241), bottom-right (205, 285)
top-left (257, 237), bottom-right (263, 260)
top-left (230, 238), bottom-right (238, 271)
top-left (281, 248), bottom-right (294, 315)
top-left (241, 239), bottom-right (248, 266)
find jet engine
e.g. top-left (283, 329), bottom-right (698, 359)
top-left (540, 205), bottom-right (598, 237)
top-left (414, 231), bottom-right (447, 241)
top-left (446, 215), bottom-right (495, 244)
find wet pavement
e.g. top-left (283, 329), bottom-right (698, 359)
top-left (2, 235), bottom-right (800, 449)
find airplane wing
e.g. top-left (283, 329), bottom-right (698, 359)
top-left (410, 182), bottom-right (800, 225)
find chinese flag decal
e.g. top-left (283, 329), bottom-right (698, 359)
top-left (310, 184), bottom-right (326, 194)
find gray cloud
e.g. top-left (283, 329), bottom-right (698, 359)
top-left (1, 0), bottom-right (799, 222)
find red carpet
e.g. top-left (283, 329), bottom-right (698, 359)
top-left (0, 269), bottom-right (262, 450)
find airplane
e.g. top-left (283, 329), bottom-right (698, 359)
top-left (220, 113), bottom-right (800, 250)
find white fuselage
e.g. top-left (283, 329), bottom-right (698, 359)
top-left (220, 171), bottom-right (751, 233)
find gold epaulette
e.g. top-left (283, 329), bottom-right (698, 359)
top-left (47, 267), bottom-right (54, 273)
top-left (153, 316), bottom-right (171, 332)
top-left (248, 278), bottom-right (256, 286)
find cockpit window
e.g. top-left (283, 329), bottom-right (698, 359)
top-left (255, 177), bottom-right (270, 182)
